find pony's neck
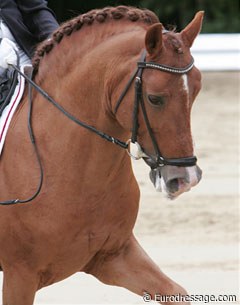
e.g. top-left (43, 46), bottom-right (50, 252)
top-left (29, 22), bottom-right (147, 180)
top-left (34, 22), bottom-right (146, 129)
top-left (35, 21), bottom-right (146, 81)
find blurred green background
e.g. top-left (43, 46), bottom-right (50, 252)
top-left (48, 0), bottom-right (239, 33)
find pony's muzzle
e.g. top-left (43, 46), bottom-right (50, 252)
top-left (149, 165), bottom-right (202, 199)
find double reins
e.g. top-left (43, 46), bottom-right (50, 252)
top-left (0, 48), bottom-right (196, 205)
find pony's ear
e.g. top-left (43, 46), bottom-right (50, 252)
top-left (145, 23), bottom-right (163, 57)
top-left (181, 11), bottom-right (204, 47)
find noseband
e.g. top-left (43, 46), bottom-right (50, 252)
top-left (114, 50), bottom-right (197, 169)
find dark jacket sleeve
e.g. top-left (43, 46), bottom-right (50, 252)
top-left (0, 0), bottom-right (59, 58)
top-left (16, 0), bottom-right (59, 42)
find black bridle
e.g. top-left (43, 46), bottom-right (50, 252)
top-left (0, 49), bottom-right (196, 205)
top-left (114, 50), bottom-right (197, 169)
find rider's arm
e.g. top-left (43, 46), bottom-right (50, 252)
top-left (16, 0), bottom-right (59, 41)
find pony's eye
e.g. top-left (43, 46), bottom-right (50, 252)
top-left (147, 95), bottom-right (165, 107)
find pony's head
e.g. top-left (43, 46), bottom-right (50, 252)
top-left (114, 11), bottom-right (204, 199)
top-left (32, 7), bottom-right (203, 199)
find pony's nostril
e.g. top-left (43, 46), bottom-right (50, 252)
top-left (166, 178), bottom-right (179, 193)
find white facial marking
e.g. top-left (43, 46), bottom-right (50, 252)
top-left (187, 166), bottom-right (199, 187)
top-left (182, 74), bottom-right (189, 95)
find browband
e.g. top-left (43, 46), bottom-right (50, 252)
top-left (137, 58), bottom-right (194, 74)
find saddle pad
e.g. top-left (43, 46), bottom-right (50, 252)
top-left (0, 66), bottom-right (25, 156)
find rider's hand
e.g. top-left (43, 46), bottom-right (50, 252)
top-left (0, 38), bottom-right (17, 71)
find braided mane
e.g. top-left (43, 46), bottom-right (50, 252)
top-left (32, 6), bottom-right (159, 72)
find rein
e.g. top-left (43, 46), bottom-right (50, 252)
top-left (0, 66), bottom-right (128, 206)
top-left (0, 49), bottom-right (196, 205)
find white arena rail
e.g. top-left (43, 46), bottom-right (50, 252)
top-left (191, 34), bottom-right (240, 71)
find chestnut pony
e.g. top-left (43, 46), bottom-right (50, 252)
top-left (0, 6), bottom-right (203, 305)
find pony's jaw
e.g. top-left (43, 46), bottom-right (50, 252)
top-left (150, 165), bottom-right (202, 199)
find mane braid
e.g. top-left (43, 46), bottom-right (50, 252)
top-left (32, 6), bottom-right (159, 73)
